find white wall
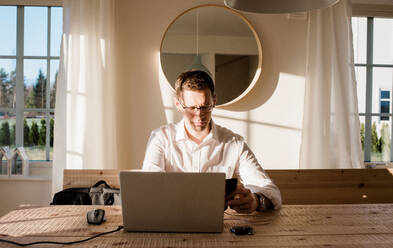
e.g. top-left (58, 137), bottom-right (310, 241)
top-left (0, 162), bottom-right (51, 217)
top-left (2, 0), bottom-right (392, 217)
top-left (0, 1), bottom-right (308, 216)
top-left (115, 0), bottom-right (307, 170)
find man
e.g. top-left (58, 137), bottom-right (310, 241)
top-left (143, 70), bottom-right (281, 213)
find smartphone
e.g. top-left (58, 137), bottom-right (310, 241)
top-left (225, 178), bottom-right (238, 196)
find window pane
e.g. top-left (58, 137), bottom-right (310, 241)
top-left (50, 7), bottom-right (62, 57)
top-left (380, 101), bottom-right (390, 115)
top-left (373, 18), bottom-right (393, 65)
top-left (355, 66), bottom-right (366, 113)
top-left (1, 156), bottom-right (7, 175)
top-left (24, 59), bottom-right (47, 108)
top-left (49, 114), bottom-right (54, 160)
top-left (372, 67), bottom-right (393, 114)
top-left (24, 112), bottom-right (46, 160)
top-left (0, 112), bottom-right (16, 174)
top-left (11, 157), bottom-right (23, 175)
top-left (50, 60), bottom-right (59, 108)
top-left (352, 17), bottom-right (367, 64)
top-left (24, 7), bottom-right (48, 56)
top-left (0, 59), bottom-right (16, 108)
top-left (0, 6), bottom-right (17, 56)
top-left (359, 116), bottom-right (365, 152)
top-left (371, 116), bottom-right (391, 162)
top-left (381, 90), bottom-right (390, 99)
top-left (0, 112), bottom-right (16, 147)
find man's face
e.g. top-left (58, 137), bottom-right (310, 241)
top-left (176, 89), bottom-right (216, 132)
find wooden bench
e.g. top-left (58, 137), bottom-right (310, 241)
top-left (63, 169), bottom-right (121, 189)
top-left (267, 168), bottom-right (393, 204)
top-left (63, 168), bottom-right (393, 204)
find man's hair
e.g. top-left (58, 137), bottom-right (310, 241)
top-left (175, 70), bottom-right (215, 99)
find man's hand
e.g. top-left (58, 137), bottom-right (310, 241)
top-left (225, 182), bottom-right (258, 214)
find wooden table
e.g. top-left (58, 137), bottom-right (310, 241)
top-left (0, 204), bottom-right (393, 247)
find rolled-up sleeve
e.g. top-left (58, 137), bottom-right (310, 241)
top-left (237, 141), bottom-right (282, 210)
top-left (142, 130), bottom-right (166, 172)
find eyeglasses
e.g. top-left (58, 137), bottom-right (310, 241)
top-left (179, 101), bottom-right (214, 114)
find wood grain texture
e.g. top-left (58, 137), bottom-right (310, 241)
top-left (1, 204), bottom-right (393, 247)
top-left (63, 168), bottom-right (393, 204)
top-left (267, 169), bottom-right (393, 204)
top-left (63, 169), bottom-right (121, 189)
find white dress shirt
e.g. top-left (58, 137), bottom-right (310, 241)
top-left (142, 119), bottom-right (282, 209)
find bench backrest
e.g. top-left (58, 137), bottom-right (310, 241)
top-left (267, 168), bottom-right (393, 204)
top-left (63, 168), bottom-right (393, 204)
top-left (63, 169), bottom-right (121, 189)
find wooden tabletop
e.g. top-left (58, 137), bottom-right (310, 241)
top-left (0, 204), bottom-right (393, 247)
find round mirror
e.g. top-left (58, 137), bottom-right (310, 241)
top-left (160, 4), bottom-right (262, 106)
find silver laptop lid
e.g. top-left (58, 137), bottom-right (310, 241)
top-left (119, 171), bottom-right (225, 233)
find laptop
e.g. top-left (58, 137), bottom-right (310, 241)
top-left (119, 171), bottom-right (225, 233)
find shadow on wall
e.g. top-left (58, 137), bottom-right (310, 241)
top-left (217, 13), bottom-right (307, 111)
top-left (118, 1), bottom-right (308, 170)
top-left (218, 61), bottom-right (280, 111)
top-left (163, 105), bottom-right (301, 140)
top-left (158, 49), bottom-right (281, 114)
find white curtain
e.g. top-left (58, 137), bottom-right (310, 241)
top-left (52, 0), bottom-right (118, 195)
top-left (300, 0), bottom-right (363, 169)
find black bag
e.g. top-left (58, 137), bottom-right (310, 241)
top-left (51, 180), bottom-right (120, 205)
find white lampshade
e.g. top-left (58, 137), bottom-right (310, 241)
top-left (224, 0), bottom-right (339, 13)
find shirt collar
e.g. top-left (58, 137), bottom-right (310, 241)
top-left (175, 119), bottom-right (187, 142)
top-left (175, 119), bottom-right (219, 143)
top-left (210, 120), bottom-right (219, 141)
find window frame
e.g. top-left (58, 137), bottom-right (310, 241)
top-left (0, 4), bottom-right (61, 161)
top-left (355, 16), bottom-right (393, 162)
top-left (0, 1), bottom-right (61, 7)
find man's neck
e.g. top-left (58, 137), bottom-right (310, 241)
top-left (184, 122), bottom-right (211, 145)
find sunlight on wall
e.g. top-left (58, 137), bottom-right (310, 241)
top-left (158, 52), bottom-right (178, 124)
top-left (250, 72), bottom-right (305, 127)
top-left (100, 38), bottom-right (106, 68)
top-left (248, 72), bottom-right (305, 169)
top-left (210, 72), bottom-right (305, 169)
top-left (213, 72), bottom-right (304, 143)
top-left (213, 109), bottom-right (250, 140)
top-left (156, 50), bottom-right (305, 169)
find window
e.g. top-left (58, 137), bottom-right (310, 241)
top-left (380, 89), bottom-right (390, 121)
top-left (0, 5), bottom-right (62, 161)
top-left (353, 17), bottom-right (393, 162)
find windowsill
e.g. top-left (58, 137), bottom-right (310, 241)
top-left (29, 161), bottom-right (52, 167)
top-left (365, 162), bottom-right (393, 169)
top-left (0, 176), bottom-right (50, 181)
top-left (0, 161), bottom-right (52, 181)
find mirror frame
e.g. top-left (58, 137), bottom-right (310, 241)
top-left (160, 4), bottom-right (262, 108)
